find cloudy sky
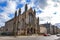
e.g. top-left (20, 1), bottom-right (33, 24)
top-left (0, 0), bottom-right (60, 27)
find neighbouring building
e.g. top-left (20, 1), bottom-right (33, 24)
top-left (0, 26), bottom-right (5, 34)
top-left (39, 25), bottom-right (47, 34)
top-left (39, 23), bottom-right (58, 35)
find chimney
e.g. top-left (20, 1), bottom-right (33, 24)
top-left (25, 4), bottom-right (28, 11)
top-left (18, 8), bottom-right (21, 15)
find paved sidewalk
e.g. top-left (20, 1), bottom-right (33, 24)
top-left (0, 35), bottom-right (59, 40)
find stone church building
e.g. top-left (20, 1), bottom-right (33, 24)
top-left (2, 4), bottom-right (59, 36)
top-left (4, 4), bottom-right (40, 35)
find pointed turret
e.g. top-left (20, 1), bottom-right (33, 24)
top-left (25, 4), bottom-right (28, 11)
top-left (15, 11), bottom-right (17, 18)
top-left (37, 17), bottom-right (39, 24)
top-left (34, 9), bottom-right (36, 16)
top-left (13, 10), bottom-right (17, 36)
top-left (18, 8), bottom-right (21, 15)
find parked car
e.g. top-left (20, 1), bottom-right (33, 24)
top-left (47, 34), bottom-right (51, 36)
top-left (1, 32), bottom-right (13, 36)
top-left (43, 34), bottom-right (51, 36)
top-left (43, 34), bottom-right (48, 36)
top-left (1, 32), bottom-right (7, 36)
top-left (56, 34), bottom-right (60, 37)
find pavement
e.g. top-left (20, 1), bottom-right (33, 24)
top-left (0, 35), bottom-right (60, 40)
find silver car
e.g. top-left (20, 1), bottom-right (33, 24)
top-left (56, 34), bottom-right (60, 37)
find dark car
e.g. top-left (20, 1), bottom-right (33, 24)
top-left (1, 32), bottom-right (13, 36)
top-left (1, 32), bottom-right (7, 36)
top-left (43, 34), bottom-right (48, 36)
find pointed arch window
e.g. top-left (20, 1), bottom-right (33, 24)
top-left (29, 13), bottom-right (34, 24)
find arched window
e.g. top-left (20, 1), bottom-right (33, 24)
top-left (29, 13), bottom-right (34, 24)
top-left (6, 29), bottom-right (8, 31)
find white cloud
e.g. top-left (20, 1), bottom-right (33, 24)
top-left (0, 0), bottom-right (17, 27)
top-left (0, 0), bottom-right (60, 27)
top-left (4, 0), bottom-right (17, 13)
top-left (36, 0), bottom-right (60, 25)
top-left (31, 0), bottom-right (48, 9)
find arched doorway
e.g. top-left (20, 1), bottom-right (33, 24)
top-left (27, 28), bottom-right (35, 35)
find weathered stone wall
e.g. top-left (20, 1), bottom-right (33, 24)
top-left (5, 19), bottom-right (14, 33)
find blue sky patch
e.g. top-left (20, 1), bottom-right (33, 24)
top-left (36, 10), bottom-right (42, 15)
top-left (32, 6), bottom-right (36, 9)
top-left (0, 1), bottom-right (7, 7)
top-left (36, 10), bottom-right (42, 13)
top-left (8, 14), bottom-right (14, 18)
top-left (0, 9), bottom-right (4, 13)
top-left (16, 3), bottom-right (24, 9)
top-left (26, 0), bottom-right (31, 2)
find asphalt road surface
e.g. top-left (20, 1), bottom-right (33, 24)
top-left (0, 35), bottom-right (60, 40)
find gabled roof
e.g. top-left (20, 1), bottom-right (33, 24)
top-left (5, 7), bottom-right (34, 23)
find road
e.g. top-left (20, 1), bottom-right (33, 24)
top-left (0, 35), bottom-right (60, 40)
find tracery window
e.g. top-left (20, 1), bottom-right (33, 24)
top-left (29, 13), bottom-right (34, 24)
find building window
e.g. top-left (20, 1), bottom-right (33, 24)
top-left (29, 13), bottom-right (34, 24)
top-left (6, 29), bottom-right (8, 31)
top-left (17, 28), bottom-right (20, 30)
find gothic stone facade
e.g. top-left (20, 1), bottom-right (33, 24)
top-left (5, 4), bottom-right (40, 35)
